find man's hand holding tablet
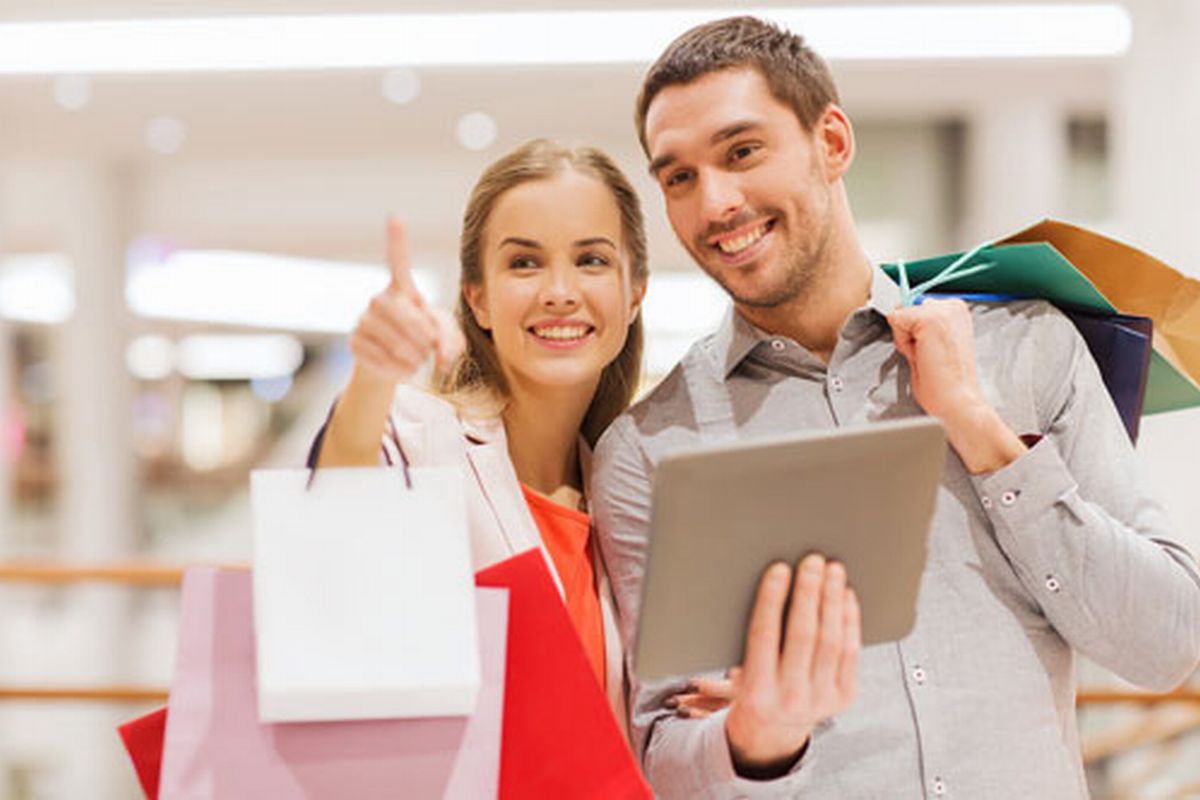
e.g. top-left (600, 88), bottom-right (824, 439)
top-left (726, 556), bottom-right (860, 778)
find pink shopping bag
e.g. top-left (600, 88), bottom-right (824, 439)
top-left (157, 567), bottom-right (507, 799)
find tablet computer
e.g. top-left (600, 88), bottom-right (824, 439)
top-left (633, 417), bottom-right (946, 681)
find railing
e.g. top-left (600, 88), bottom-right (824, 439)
top-left (1, 561), bottom-right (1198, 767)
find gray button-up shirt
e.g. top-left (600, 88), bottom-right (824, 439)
top-left (591, 269), bottom-right (1200, 799)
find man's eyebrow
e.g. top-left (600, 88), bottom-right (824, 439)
top-left (648, 153), bottom-right (675, 178)
top-left (711, 120), bottom-right (761, 145)
top-left (574, 236), bottom-right (616, 248)
top-left (648, 120), bottom-right (763, 178)
top-left (499, 236), bottom-right (541, 249)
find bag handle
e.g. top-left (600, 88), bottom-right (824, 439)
top-left (304, 409), bottom-right (413, 491)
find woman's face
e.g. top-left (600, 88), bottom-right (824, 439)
top-left (465, 169), bottom-right (643, 399)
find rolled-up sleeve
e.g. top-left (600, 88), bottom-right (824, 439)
top-left (972, 309), bottom-right (1200, 690)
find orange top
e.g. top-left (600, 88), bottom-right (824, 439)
top-left (521, 485), bottom-right (606, 692)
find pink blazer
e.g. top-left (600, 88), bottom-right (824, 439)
top-left (380, 385), bottom-right (629, 733)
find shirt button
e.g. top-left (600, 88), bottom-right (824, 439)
top-left (912, 666), bottom-right (926, 685)
top-left (1000, 490), bottom-right (1019, 506)
top-left (980, 496), bottom-right (993, 510)
top-left (1045, 575), bottom-right (1061, 593)
top-left (932, 777), bottom-right (947, 796)
top-left (830, 375), bottom-right (845, 392)
top-left (770, 339), bottom-right (786, 351)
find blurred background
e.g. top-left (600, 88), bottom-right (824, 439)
top-left (0, 0), bottom-right (1197, 797)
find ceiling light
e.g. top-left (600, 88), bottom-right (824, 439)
top-left (126, 335), bottom-right (175, 381)
top-left (52, 74), bottom-right (91, 110)
top-left (456, 111), bottom-right (497, 152)
top-left (176, 334), bottom-right (304, 380)
top-left (0, 253), bottom-right (75, 324)
top-left (125, 246), bottom-right (442, 333)
top-left (0, 6), bottom-right (1132, 74)
top-left (381, 67), bottom-right (420, 105)
top-left (146, 116), bottom-right (186, 155)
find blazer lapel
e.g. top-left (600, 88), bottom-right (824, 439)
top-left (463, 420), bottom-right (566, 598)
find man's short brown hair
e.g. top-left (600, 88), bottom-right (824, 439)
top-left (635, 16), bottom-right (840, 153)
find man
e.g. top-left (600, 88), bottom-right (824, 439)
top-left (591, 16), bottom-right (1200, 799)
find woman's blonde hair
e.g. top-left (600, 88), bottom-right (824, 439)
top-left (435, 139), bottom-right (649, 446)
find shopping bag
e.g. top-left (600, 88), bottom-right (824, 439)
top-left (1001, 219), bottom-right (1200, 415)
top-left (250, 465), bottom-right (478, 722)
top-left (1061, 310), bottom-right (1153, 441)
top-left (882, 220), bottom-right (1200, 418)
top-left (157, 567), bottom-right (507, 800)
top-left (476, 550), bottom-right (653, 800)
top-left (118, 705), bottom-right (168, 799)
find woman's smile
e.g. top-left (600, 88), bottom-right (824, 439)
top-left (528, 320), bottom-right (597, 349)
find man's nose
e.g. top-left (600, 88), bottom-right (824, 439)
top-left (698, 169), bottom-right (745, 224)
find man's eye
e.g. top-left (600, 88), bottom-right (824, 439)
top-left (730, 143), bottom-right (760, 162)
top-left (665, 169), bottom-right (692, 188)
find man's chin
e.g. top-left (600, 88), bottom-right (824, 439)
top-left (710, 268), bottom-right (804, 310)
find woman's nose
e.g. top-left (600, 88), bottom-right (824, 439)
top-left (537, 267), bottom-right (581, 310)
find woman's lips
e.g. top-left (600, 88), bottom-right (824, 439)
top-left (527, 323), bottom-right (596, 350)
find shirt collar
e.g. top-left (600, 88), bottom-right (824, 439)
top-left (708, 265), bottom-right (902, 379)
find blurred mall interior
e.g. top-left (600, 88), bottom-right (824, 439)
top-left (0, 1), bottom-right (1198, 797)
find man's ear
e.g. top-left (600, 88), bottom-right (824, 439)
top-left (817, 104), bottom-right (855, 181)
top-left (462, 282), bottom-right (491, 330)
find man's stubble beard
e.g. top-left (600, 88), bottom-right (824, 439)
top-left (707, 198), bottom-right (834, 310)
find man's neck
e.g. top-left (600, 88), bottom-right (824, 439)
top-left (737, 249), bottom-right (875, 364)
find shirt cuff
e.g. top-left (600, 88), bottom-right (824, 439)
top-left (696, 710), bottom-right (815, 797)
top-left (970, 435), bottom-right (1075, 532)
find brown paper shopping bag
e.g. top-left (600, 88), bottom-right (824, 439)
top-left (1002, 219), bottom-right (1200, 414)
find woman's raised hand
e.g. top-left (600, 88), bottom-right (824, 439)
top-left (349, 218), bottom-right (466, 387)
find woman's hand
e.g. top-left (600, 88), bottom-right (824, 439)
top-left (666, 675), bottom-right (735, 719)
top-left (317, 218), bottom-right (465, 467)
top-left (349, 217), bottom-right (465, 388)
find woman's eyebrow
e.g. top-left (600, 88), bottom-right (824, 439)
top-left (574, 237), bottom-right (616, 248)
top-left (499, 236), bottom-right (541, 249)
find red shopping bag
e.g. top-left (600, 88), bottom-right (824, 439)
top-left (118, 705), bottom-right (167, 799)
top-left (477, 550), bottom-right (652, 800)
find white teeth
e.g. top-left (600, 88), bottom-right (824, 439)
top-left (717, 223), bottom-right (768, 254)
top-left (533, 325), bottom-right (589, 341)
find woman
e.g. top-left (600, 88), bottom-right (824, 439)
top-left (313, 139), bottom-right (647, 726)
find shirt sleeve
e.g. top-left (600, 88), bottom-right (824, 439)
top-left (591, 416), bottom-right (817, 798)
top-left (970, 307), bottom-right (1200, 690)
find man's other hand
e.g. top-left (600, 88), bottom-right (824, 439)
top-left (888, 298), bottom-right (1025, 474)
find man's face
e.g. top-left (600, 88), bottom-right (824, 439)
top-left (644, 67), bottom-right (836, 309)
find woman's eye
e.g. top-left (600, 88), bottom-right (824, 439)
top-left (510, 256), bottom-right (538, 270)
top-left (578, 253), bottom-right (611, 268)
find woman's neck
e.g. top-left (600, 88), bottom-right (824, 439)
top-left (502, 377), bottom-right (595, 502)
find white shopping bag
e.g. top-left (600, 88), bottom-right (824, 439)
top-left (250, 464), bottom-right (479, 723)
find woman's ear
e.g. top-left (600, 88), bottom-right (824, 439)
top-left (629, 279), bottom-right (648, 324)
top-left (462, 282), bottom-right (491, 330)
